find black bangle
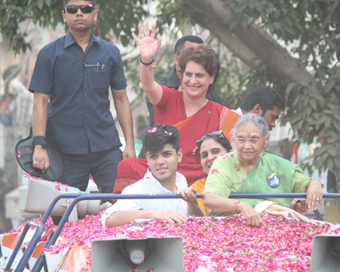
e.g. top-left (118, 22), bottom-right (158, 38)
top-left (33, 136), bottom-right (47, 148)
top-left (140, 57), bottom-right (154, 66)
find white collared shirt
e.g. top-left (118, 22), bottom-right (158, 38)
top-left (101, 169), bottom-right (188, 228)
top-left (232, 107), bottom-right (243, 116)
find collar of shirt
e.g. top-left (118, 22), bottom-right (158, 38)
top-left (233, 107), bottom-right (243, 116)
top-left (143, 168), bottom-right (188, 192)
top-left (64, 31), bottom-right (101, 49)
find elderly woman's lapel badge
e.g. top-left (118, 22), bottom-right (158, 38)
top-left (266, 173), bottom-right (280, 188)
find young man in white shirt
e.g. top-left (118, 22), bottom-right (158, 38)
top-left (102, 124), bottom-right (204, 228)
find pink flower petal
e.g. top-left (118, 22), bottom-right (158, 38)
top-left (6, 199), bottom-right (330, 271)
top-left (211, 168), bottom-right (220, 174)
top-left (147, 127), bottom-right (157, 133)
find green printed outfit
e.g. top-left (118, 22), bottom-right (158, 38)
top-left (203, 150), bottom-right (310, 216)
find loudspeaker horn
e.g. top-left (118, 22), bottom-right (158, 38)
top-left (91, 236), bottom-right (183, 272)
top-left (310, 224), bottom-right (340, 271)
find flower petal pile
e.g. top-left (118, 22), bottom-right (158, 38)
top-left (5, 214), bottom-right (338, 271)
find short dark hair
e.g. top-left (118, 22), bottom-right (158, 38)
top-left (240, 85), bottom-right (285, 115)
top-left (195, 131), bottom-right (232, 160)
top-left (177, 45), bottom-right (220, 94)
top-left (142, 124), bottom-right (180, 154)
top-left (63, 0), bottom-right (95, 8)
top-left (174, 35), bottom-right (203, 55)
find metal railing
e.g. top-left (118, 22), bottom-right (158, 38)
top-left (5, 192), bottom-right (340, 272)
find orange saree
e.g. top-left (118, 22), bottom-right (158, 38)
top-left (190, 177), bottom-right (209, 215)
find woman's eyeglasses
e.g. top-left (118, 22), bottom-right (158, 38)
top-left (235, 137), bottom-right (262, 146)
top-left (64, 4), bottom-right (94, 14)
top-left (196, 130), bottom-right (225, 145)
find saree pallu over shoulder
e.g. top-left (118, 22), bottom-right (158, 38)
top-left (172, 102), bottom-right (240, 164)
top-left (236, 152), bottom-right (298, 208)
top-left (173, 102), bottom-right (222, 164)
top-left (173, 115), bottom-right (193, 131)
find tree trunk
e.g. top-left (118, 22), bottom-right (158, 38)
top-left (183, 0), bottom-right (320, 96)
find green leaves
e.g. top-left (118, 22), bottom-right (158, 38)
top-left (311, 143), bottom-right (340, 172)
top-left (323, 79), bottom-right (336, 95)
top-left (233, 1), bottom-right (248, 13)
top-left (37, 0), bottom-right (44, 10)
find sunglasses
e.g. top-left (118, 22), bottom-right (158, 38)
top-left (196, 130), bottom-right (225, 146)
top-left (64, 4), bottom-right (94, 14)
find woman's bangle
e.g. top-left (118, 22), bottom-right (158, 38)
top-left (140, 57), bottom-right (154, 66)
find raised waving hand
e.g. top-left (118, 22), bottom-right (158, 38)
top-left (132, 22), bottom-right (161, 63)
top-left (132, 22), bottom-right (163, 105)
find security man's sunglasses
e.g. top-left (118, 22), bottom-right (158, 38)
top-left (64, 4), bottom-right (94, 14)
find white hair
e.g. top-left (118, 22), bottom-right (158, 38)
top-left (232, 114), bottom-right (269, 138)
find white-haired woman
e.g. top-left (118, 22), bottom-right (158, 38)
top-left (203, 114), bottom-right (323, 227)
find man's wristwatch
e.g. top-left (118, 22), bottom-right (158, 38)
top-left (33, 136), bottom-right (47, 149)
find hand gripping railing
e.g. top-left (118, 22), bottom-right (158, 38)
top-left (7, 192), bottom-right (340, 272)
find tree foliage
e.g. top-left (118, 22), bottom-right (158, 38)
top-left (0, 0), bottom-right (149, 52)
top-left (1, 0), bottom-right (339, 172)
top-left (225, 0), bottom-right (340, 172)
